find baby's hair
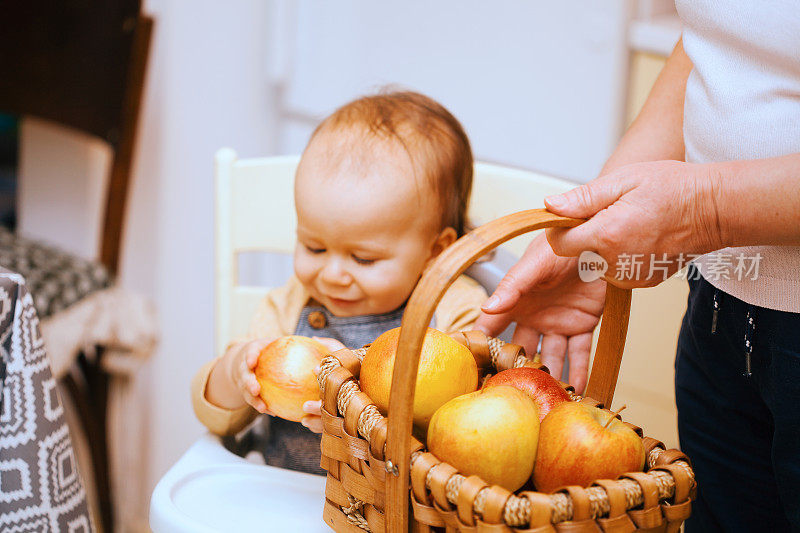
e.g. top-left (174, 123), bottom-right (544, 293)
top-left (310, 90), bottom-right (473, 237)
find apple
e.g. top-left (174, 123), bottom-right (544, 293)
top-left (484, 367), bottom-right (570, 422)
top-left (533, 401), bottom-right (645, 492)
top-left (360, 327), bottom-right (478, 428)
top-left (427, 385), bottom-right (540, 491)
top-left (254, 335), bottom-right (329, 422)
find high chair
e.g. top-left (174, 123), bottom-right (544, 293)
top-left (150, 150), bottom-right (688, 531)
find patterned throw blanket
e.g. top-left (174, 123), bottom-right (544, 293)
top-left (0, 268), bottom-right (93, 532)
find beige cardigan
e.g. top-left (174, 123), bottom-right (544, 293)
top-left (191, 275), bottom-right (487, 435)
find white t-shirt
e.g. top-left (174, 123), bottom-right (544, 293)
top-left (676, 0), bottom-right (800, 312)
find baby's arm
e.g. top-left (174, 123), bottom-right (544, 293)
top-left (206, 338), bottom-right (273, 413)
top-left (436, 275), bottom-right (489, 333)
top-left (192, 279), bottom-right (301, 435)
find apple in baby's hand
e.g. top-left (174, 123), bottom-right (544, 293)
top-left (483, 367), bottom-right (570, 422)
top-left (427, 385), bottom-right (540, 491)
top-left (533, 401), bottom-right (645, 493)
top-left (254, 335), bottom-right (329, 422)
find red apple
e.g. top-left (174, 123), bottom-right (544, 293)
top-left (254, 335), bottom-right (329, 422)
top-left (533, 401), bottom-right (645, 492)
top-left (427, 385), bottom-right (540, 491)
top-left (484, 367), bottom-right (570, 422)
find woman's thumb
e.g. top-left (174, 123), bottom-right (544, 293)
top-left (545, 177), bottom-right (627, 218)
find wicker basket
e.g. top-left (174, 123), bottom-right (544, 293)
top-left (318, 209), bottom-right (695, 532)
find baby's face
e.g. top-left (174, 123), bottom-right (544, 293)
top-left (293, 132), bottom-right (449, 317)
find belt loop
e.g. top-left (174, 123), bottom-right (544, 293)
top-left (743, 305), bottom-right (756, 377)
top-left (711, 289), bottom-right (723, 334)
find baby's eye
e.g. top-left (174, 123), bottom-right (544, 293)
top-left (305, 245), bottom-right (326, 254)
top-left (351, 255), bottom-right (375, 265)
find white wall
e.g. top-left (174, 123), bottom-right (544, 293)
top-left (127, 0), bottom-right (277, 491)
top-left (271, 0), bottom-right (632, 182)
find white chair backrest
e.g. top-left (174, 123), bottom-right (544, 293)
top-left (214, 149), bottom-right (577, 356)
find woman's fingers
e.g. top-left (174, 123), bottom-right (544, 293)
top-left (474, 311), bottom-right (513, 337)
top-left (545, 212), bottom-right (614, 259)
top-left (511, 325), bottom-right (541, 361)
top-left (566, 332), bottom-right (593, 394)
top-left (481, 235), bottom-right (559, 313)
top-left (545, 172), bottom-right (635, 219)
top-left (477, 236), bottom-right (562, 335)
top-left (540, 334), bottom-right (567, 380)
top-left (545, 171), bottom-right (642, 259)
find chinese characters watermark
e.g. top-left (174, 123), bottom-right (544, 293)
top-left (577, 251), bottom-right (762, 283)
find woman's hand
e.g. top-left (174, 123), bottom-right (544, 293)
top-left (545, 160), bottom-right (722, 289)
top-left (475, 234), bottom-right (606, 393)
top-left (300, 336), bottom-right (346, 433)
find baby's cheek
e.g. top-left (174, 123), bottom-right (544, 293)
top-left (362, 265), bottom-right (419, 304)
top-left (293, 254), bottom-right (316, 285)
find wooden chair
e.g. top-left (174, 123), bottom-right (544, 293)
top-left (0, 2), bottom-right (154, 531)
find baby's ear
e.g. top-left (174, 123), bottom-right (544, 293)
top-left (428, 227), bottom-right (458, 263)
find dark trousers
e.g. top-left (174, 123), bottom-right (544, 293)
top-left (676, 270), bottom-right (800, 532)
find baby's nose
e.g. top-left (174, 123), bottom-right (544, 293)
top-left (320, 259), bottom-right (351, 285)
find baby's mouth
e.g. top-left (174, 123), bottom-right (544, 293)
top-left (326, 295), bottom-right (360, 306)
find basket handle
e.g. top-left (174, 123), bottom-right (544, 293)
top-left (385, 209), bottom-right (632, 532)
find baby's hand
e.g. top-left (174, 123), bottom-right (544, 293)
top-left (299, 342), bottom-right (343, 433)
top-left (229, 338), bottom-right (274, 415)
top-left (301, 400), bottom-right (323, 433)
top-left (311, 336), bottom-right (347, 353)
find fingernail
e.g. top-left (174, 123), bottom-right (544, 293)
top-left (545, 194), bottom-right (566, 209)
top-left (482, 295), bottom-right (500, 311)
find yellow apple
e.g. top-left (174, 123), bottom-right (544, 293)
top-left (427, 385), bottom-right (540, 491)
top-left (360, 327), bottom-right (478, 428)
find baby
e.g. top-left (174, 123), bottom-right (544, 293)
top-left (191, 91), bottom-right (487, 474)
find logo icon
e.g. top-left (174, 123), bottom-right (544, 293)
top-left (578, 251), bottom-right (608, 282)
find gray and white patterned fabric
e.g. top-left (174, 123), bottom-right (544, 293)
top-left (0, 227), bottom-right (111, 319)
top-left (0, 268), bottom-right (94, 532)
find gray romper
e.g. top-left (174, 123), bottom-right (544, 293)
top-left (255, 302), bottom-right (407, 475)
